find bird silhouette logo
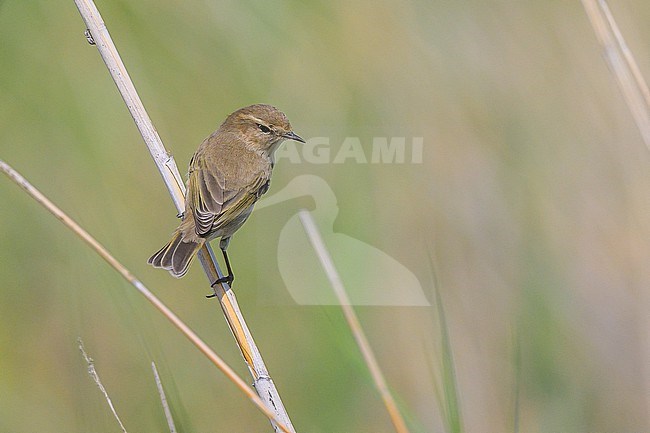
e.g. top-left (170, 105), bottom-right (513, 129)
top-left (257, 175), bottom-right (429, 306)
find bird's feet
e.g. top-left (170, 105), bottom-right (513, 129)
top-left (212, 274), bottom-right (234, 287)
top-left (206, 274), bottom-right (234, 298)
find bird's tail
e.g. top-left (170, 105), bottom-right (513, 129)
top-left (148, 232), bottom-right (204, 278)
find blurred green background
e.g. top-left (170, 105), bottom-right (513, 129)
top-left (1, 1), bottom-right (649, 432)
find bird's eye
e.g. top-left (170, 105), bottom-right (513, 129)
top-left (257, 124), bottom-right (271, 134)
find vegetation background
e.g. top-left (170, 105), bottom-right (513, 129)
top-left (1, 1), bottom-right (649, 432)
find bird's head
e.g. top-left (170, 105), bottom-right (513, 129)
top-left (222, 104), bottom-right (304, 154)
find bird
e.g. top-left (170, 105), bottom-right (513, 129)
top-left (148, 104), bottom-right (304, 287)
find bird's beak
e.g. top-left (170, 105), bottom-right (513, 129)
top-left (283, 131), bottom-right (305, 143)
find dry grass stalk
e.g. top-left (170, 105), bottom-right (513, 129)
top-left (595, 0), bottom-right (650, 108)
top-left (152, 362), bottom-right (177, 433)
top-left (0, 160), bottom-right (292, 433)
top-left (298, 210), bottom-right (410, 433)
top-left (72, 0), bottom-right (295, 431)
top-left (581, 0), bottom-right (650, 147)
top-left (78, 338), bottom-right (128, 433)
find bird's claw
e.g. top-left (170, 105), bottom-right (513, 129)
top-left (212, 275), bottom-right (234, 287)
top-left (206, 274), bottom-right (234, 298)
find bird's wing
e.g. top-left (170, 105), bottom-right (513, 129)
top-left (187, 154), bottom-right (268, 236)
top-left (214, 175), bottom-right (269, 231)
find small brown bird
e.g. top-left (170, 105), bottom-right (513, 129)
top-left (148, 104), bottom-right (304, 286)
